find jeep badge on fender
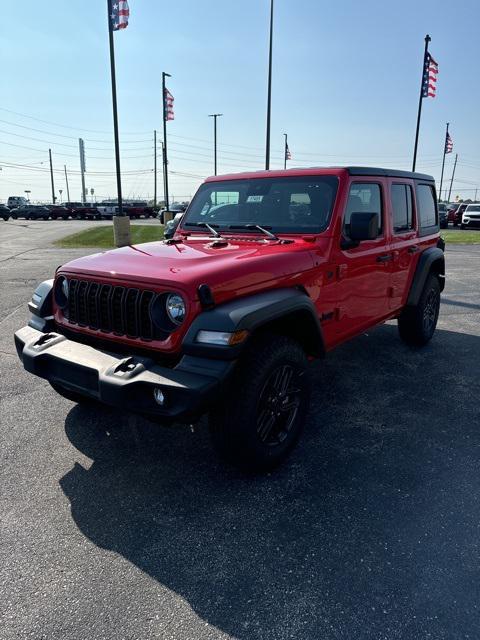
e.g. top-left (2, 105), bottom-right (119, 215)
top-left (14, 167), bottom-right (445, 471)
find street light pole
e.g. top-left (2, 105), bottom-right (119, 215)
top-left (208, 114), bottom-right (223, 175)
top-left (265, 0), bottom-right (274, 170)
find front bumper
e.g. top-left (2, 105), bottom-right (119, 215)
top-left (462, 218), bottom-right (480, 228)
top-left (14, 326), bottom-right (235, 422)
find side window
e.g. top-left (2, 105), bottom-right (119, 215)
top-left (416, 184), bottom-right (437, 229)
top-left (391, 184), bottom-right (414, 232)
top-left (344, 183), bottom-right (382, 236)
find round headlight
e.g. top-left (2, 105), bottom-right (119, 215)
top-left (54, 276), bottom-right (69, 308)
top-left (165, 293), bottom-right (186, 325)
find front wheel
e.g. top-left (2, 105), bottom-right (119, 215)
top-left (209, 335), bottom-right (311, 471)
top-left (398, 274), bottom-right (441, 346)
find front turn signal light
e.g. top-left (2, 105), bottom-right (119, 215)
top-left (195, 329), bottom-right (249, 346)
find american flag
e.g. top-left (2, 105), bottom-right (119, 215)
top-left (445, 131), bottom-right (453, 154)
top-left (164, 88), bottom-right (174, 121)
top-left (285, 142), bottom-right (291, 160)
top-left (110, 1), bottom-right (129, 31)
top-left (422, 53), bottom-right (438, 98)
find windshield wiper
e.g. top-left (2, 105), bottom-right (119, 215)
top-left (229, 224), bottom-right (278, 241)
top-left (184, 222), bottom-right (220, 236)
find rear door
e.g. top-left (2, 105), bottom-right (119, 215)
top-left (388, 180), bottom-right (417, 311)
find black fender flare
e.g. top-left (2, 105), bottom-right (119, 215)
top-left (407, 247), bottom-right (445, 306)
top-left (182, 288), bottom-right (325, 360)
top-left (27, 279), bottom-right (55, 332)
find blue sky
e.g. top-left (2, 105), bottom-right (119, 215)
top-left (1, 0), bottom-right (479, 203)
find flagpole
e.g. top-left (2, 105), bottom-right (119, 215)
top-left (283, 133), bottom-right (287, 170)
top-left (107, 0), bottom-right (123, 216)
top-left (162, 71), bottom-right (171, 211)
top-left (438, 122), bottom-right (449, 201)
top-left (154, 129), bottom-right (157, 209)
top-left (265, 0), bottom-right (274, 170)
top-left (412, 34), bottom-right (431, 172)
top-left (447, 153), bottom-right (458, 203)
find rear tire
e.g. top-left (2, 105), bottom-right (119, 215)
top-left (49, 381), bottom-right (97, 405)
top-left (209, 335), bottom-right (311, 471)
top-left (398, 274), bottom-right (441, 346)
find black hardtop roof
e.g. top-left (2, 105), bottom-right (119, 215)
top-left (345, 167), bottom-right (434, 181)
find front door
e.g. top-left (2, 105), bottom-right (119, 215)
top-left (332, 180), bottom-right (392, 342)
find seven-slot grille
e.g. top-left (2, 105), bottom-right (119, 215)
top-left (64, 279), bottom-right (158, 340)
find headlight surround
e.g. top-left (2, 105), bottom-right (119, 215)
top-left (165, 293), bottom-right (186, 325)
top-left (54, 276), bottom-right (69, 308)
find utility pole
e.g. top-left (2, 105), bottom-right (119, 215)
top-left (475, 188), bottom-right (478, 201)
top-left (447, 153), bottom-right (458, 203)
top-left (154, 129), bottom-right (157, 208)
top-left (438, 122), bottom-right (449, 202)
top-left (208, 114), bottom-right (223, 175)
top-left (64, 165), bottom-right (70, 201)
top-left (283, 133), bottom-right (288, 170)
top-left (412, 34), bottom-right (431, 172)
top-left (162, 71), bottom-right (171, 211)
top-left (48, 148), bottom-right (56, 203)
top-left (79, 138), bottom-right (87, 204)
top-left (265, 0), bottom-right (274, 170)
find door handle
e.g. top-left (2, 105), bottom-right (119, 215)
top-left (408, 245), bottom-right (420, 254)
top-left (376, 254), bottom-right (393, 263)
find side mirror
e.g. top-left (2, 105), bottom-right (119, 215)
top-left (164, 212), bottom-right (183, 239)
top-left (349, 211), bottom-right (379, 241)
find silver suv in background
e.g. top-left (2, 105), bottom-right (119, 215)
top-left (461, 204), bottom-right (480, 229)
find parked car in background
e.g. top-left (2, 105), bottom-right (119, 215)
top-left (10, 205), bottom-right (51, 220)
top-left (438, 203), bottom-right (448, 229)
top-left (7, 196), bottom-right (28, 209)
top-left (447, 203), bottom-right (459, 224)
top-left (452, 203), bottom-right (468, 227)
top-left (164, 212), bottom-right (184, 238)
top-left (63, 202), bottom-right (84, 217)
top-left (47, 205), bottom-right (71, 220)
top-left (158, 202), bottom-right (188, 224)
top-left (96, 202), bottom-right (119, 219)
top-left (124, 202), bottom-right (155, 219)
top-left (74, 204), bottom-right (101, 220)
top-left (461, 204), bottom-right (480, 229)
top-left (0, 204), bottom-right (11, 221)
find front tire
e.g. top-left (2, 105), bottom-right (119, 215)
top-left (398, 274), bottom-right (441, 346)
top-left (209, 335), bottom-right (311, 471)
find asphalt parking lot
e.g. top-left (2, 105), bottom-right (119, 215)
top-left (1, 220), bottom-right (479, 640)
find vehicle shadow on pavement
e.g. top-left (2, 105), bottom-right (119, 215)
top-left (59, 325), bottom-right (480, 639)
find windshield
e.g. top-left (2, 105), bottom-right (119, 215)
top-left (467, 205), bottom-right (480, 212)
top-left (181, 176), bottom-right (339, 234)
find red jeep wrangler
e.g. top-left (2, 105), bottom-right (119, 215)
top-left (15, 167), bottom-right (445, 470)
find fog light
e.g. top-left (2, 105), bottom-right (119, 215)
top-left (153, 387), bottom-right (165, 406)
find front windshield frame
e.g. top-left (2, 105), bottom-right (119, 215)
top-left (180, 175), bottom-right (339, 235)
